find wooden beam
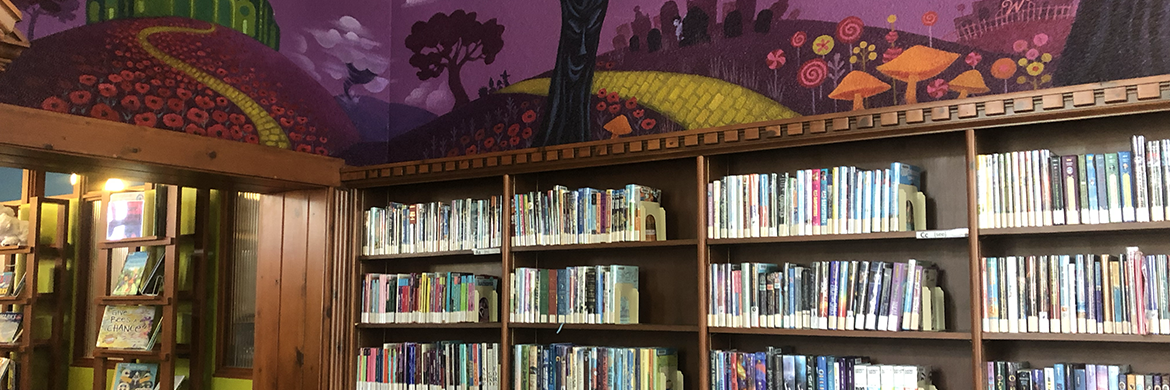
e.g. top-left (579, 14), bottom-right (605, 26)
top-left (0, 103), bottom-right (342, 192)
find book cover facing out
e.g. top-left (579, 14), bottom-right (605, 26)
top-left (111, 251), bottom-right (150, 296)
top-left (0, 312), bottom-right (20, 343)
top-left (113, 362), bottom-right (159, 390)
top-left (107, 192), bottom-right (145, 241)
top-left (96, 305), bottom-right (155, 350)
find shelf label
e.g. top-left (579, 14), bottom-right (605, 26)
top-left (472, 247), bottom-right (501, 255)
top-left (915, 228), bottom-right (969, 239)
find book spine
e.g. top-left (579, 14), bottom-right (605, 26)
top-left (1134, 135), bottom-right (1151, 222)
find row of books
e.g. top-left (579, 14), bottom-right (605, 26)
top-left (976, 136), bottom-right (1170, 229)
top-left (359, 272), bottom-right (500, 324)
top-left (708, 260), bottom-right (946, 332)
top-left (511, 185), bottom-right (666, 247)
top-left (356, 342), bottom-right (501, 390)
top-left (986, 361), bottom-right (1166, 390)
top-left (512, 344), bottom-right (680, 390)
top-left (361, 197), bottom-right (504, 256)
top-left (511, 266), bottom-right (640, 324)
top-left (711, 348), bottom-right (936, 390)
top-left (980, 247), bottom-right (1170, 335)
top-left (706, 163), bottom-right (927, 240)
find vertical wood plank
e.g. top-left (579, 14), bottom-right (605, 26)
top-left (695, 156), bottom-right (710, 390)
top-left (255, 194), bottom-right (286, 390)
top-left (279, 192), bottom-right (311, 390)
top-left (965, 129), bottom-right (986, 390)
top-left (302, 189), bottom-right (331, 389)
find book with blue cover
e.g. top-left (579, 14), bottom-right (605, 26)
top-left (112, 362), bottom-right (157, 390)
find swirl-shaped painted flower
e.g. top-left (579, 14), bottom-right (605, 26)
top-left (791, 31), bottom-right (807, 47)
top-left (798, 58), bottom-right (828, 88)
top-left (766, 49), bottom-right (787, 70)
top-left (836, 16), bottom-right (864, 44)
top-left (812, 35), bottom-right (835, 56)
top-left (921, 11), bottom-right (938, 26)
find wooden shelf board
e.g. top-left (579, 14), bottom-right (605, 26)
top-left (708, 327), bottom-right (973, 340)
top-left (980, 221), bottom-right (1170, 236)
top-left (508, 322), bottom-right (699, 332)
top-left (97, 295), bottom-right (168, 305)
top-left (92, 347), bottom-right (167, 360)
top-left (98, 236), bottom-right (174, 249)
top-left (0, 246), bottom-right (30, 255)
top-left (709, 231), bottom-right (930, 245)
top-left (982, 332), bottom-right (1170, 343)
top-left (0, 296), bottom-right (27, 305)
top-left (510, 239), bottom-right (698, 252)
top-left (357, 322), bottom-right (502, 329)
top-left (360, 249), bottom-right (486, 261)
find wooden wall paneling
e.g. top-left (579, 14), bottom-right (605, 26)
top-left (254, 193), bottom-right (286, 390)
top-left (277, 192), bottom-right (309, 390)
top-left (695, 156), bottom-right (710, 390)
top-left (964, 129), bottom-right (985, 390)
top-left (303, 190), bottom-right (331, 390)
top-left (499, 174), bottom-right (513, 390)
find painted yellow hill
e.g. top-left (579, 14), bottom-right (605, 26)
top-left (499, 71), bottom-right (799, 130)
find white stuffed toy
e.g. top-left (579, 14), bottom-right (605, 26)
top-left (0, 208), bottom-right (28, 247)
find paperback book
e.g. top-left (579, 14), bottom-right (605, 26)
top-left (107, 191), bottom-right (145, 241)
top-left (111, 251), bottom-right (151, 296)
top-left (0, 312), bottom-right (20, 343)
top-left (96, 305), bottom-right (157, 350)
top-left (113, 362), bottom-right (158, 390)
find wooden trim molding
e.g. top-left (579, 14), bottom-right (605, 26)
top-left (342, 74), bottom-right (1170, 188)
top-left (0, 103), bottom-right (343, 192)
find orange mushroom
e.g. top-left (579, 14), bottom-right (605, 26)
top-left (829, 71), bottom-right (891, 110)
top-left (604, 115), bottom-right (633, 139)
top-left (875, 45), bottom-right (958, 104)
top-left (949, 69), bottom-right (990, 99)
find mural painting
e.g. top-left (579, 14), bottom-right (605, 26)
top-left (0, 0), bottom-right (1168, 167)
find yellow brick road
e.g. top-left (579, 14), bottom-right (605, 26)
top-left (499, 71), bottom-right (799, 130)
top-left (137, 24), bottom-right (291, 149)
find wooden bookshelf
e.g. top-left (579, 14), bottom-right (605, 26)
top-left (340, 75), bottom-right (1170, 390)
top-left (90, 185), bottom-right (208, 390)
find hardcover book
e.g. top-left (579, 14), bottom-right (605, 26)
top-left (0, 312), bottom-right (20, 343)
top-left (112, 362), bottom-right (158, 390)
top-left (0, 272), bottom-right (12, 296)
top-left (112, 251), bottom-right (151, 296)
top-left (106, 191), bottom-right (146, 241)
top-left (96, 305), bottom-right (157, 350)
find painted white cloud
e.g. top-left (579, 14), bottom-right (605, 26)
top-left (406, 79), bottom-right (453, 113)
top-left (402, 0), bottom-right (439, 8)
top-left (363, 77), bottom-right (390, 93)
top-left (296, 15), bottom-right (392, 98)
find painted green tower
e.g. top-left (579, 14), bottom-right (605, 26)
top-left (86, 0), bottom-right (281, 50)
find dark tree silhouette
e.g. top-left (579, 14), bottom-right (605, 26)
top-left (342, 63), bottom-right (378, 100)
top-left (659, 1), bottom-right (680, 47)
top-left (754, 9), bottom-right (773, 33)
top-left (535, 0), bottom-right (609, 147)
top-left (11, 0), bottom-right (79, 40)
top-left (632, 6), bottom-right (652, 41)
top-left (723, 10), bottom-right (743, 38)
top-left (405, 10), bottom-right (505, 108)
top-left (680, 7), bottom-right (710, 47)
top-left (629, 35), bottom-right (641, 52)
top-left (647, 28), bottom-right (663, 52)
top-left (1056, 0), bottom-right (1170, 86)
top-left (769, 0), bottom-right (788, 19)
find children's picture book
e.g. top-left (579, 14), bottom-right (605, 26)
top-left (0, 313), bottom-right (19, 343)
top-left (107, 191), bottom-right (145, 241)
top-left (112, 252), bottom-right (151, 296)
top-left (96, 305), bottom-right (156, 350)
top-left (113, 362), bottom-right (158, 390)
top-left (0, 272), bottom-right (12, 296)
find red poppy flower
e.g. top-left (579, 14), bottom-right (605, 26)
top-left (135, 83), bottom-right (151, 94)
top-left (296, 144), bottom-right (313, 152)
top-left (184, 124), bottom-right (206, 135)
top-left (508, 124), bottom-right (521, 136)
top-left (194, 96), bottom-right (214, 110)
top-left (186, 108), bottom-right (209, 124)
top-left (597, 88), bottom-right (607, 98)
top-left (271, 105), bottom-right (285, 116)
top-left (176, 88), bottom-right (192, 100)
top-left (245, 135), bottom-right (259, 144)
top-left (484, 138), bottom-right (496, 148)
top-left (120, 70), bottom-right (135, 81)
top-left (606, 61), bottom-right (616, 69)
top-left (108, 74), bottom-right (123, 83)
top-left (260, 98), bottom-right (269, 105)
top-left (522, 127), bottom-right (533, 139)
top-left (296, 116), bottom-right (308, 124)
top-left (279, 117), bottom-right (294, 127)
top-left (472, 129), bottom-right (485, 141)
top-left (79, 75), bottom-right (98, 86)
top-left (289, 132), bottom-right (304, 142)
top-left (641, 118), bottom-right (657, 130)
top-left (596, 102), bottom-right (607, 111)
top-left (157, 88), bottom-right (172, 98)
top-left (167, 98), bottom-right (185, 112)
top-left (230, 126), bottom-right (243, 139)
top-left (211, 110), bottom-right (228, 123)
top-left (447, 149), bottom-right (460, 157)
top-left (144, 96), bottom-right (164, 111)
top-left (510, 136), bottom-right (521, 146)
top-left (89, 104), bottom-right (117, 121)
top-left (133, 112), bottom-right (157, 127)
top-left (242, 124), bottom-right (254, 133)
top-left (215, 96), bottom-right (229, 107)
top-left (162, 113), bottom-right (183, 128)
top-left (306, 135), bottom-right (317, 142)
top-left (150, 79), bottom-right (162, 86)
top-left (216, 68), bottom-right (228, 77)
top-left (466, 145), bottom-right (478, 154)
top-left (522, 110), bottom-right (537, 123)
top-left (308, 126), bottom-right (317, 133)
top-left (208, 124), bottom-right (228, 138)
top-left (460, 135), bottom-right (471, 145)
top-left (69, 90), bottom-right (92, 105)
top-left (40, 96), bottom-right (67, 113)
top-left (315, 147), bottom-right (329, 156)
top-left (229, 113), bottom-right (246, 125)
top-left (633, 109), bottom-right (645, 118)
top-left (606, 92), bottom-right (620, 103)
top-left (318, 137), bottom-right (328, 144)
top-left (608, 104), bottom-right (621, 114)
top-left (520, 101), bottom-right (530, 109)
top-left (121, 95), bottom-right (141, 111)
top-left (164, 79), bottom-right (176, 87)
top-left (626, 97), bottom-right (639, 109)
top-left (95, 83), bottom-right (118, 97)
